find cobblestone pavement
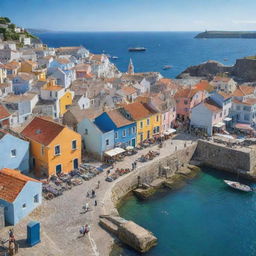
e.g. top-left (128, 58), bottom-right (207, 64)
top-left (0, 133), bottom-right (197, 256)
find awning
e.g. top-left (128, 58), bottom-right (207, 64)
top-left (104, 147), bottom-right (126, 157)
top-left (235, 123), bottom-right (253, 131)
top-left (163, 128), bottom-right (176, 135)
top-left (213, 122), bottom-right (225, 128)
top-left (224, 117), bottom-right (232, 122)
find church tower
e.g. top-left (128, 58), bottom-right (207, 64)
top-left (128, 58), bottom-right (134, 74)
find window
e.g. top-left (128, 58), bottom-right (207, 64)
top-left (106, 139), bottom-right (109, 146)
top-left (34, 194), bottom-right (39, 203)
top-left (41, 146), bottom-right (44, 156)
top-left (22, 203), bottom-right (26, 209)
top-left (54, 145), bottom-right (61, 155)
top-left (72, 140), bottom-right (77, 150)
top-left (122, 129), bottom-right (126, 137)
top-left (147, 118), bottom-right (150, 126)
top-left (56, 164), bottom-right (62, 174)
top-left (50, 91), bottom-right (52, 97)
top-left (184, 100), bottom-right (188, 105)
top-left (132, 127), bottom-right (136, 133)
top-left (244, 114), bottom-right (250, 121)
top-left (11, 149), bottom-right (16, 157)
top-left (115, 132), bottom-right (118, 139)
top-left (236, 106), bottom-right (241, 111)
top-left (129, 127), bottom-right (131, 135)
top-left (85, 129), bottom-right (88, 135)
top-left (140, 122), bottom-right (143, 128)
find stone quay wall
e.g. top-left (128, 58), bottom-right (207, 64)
top-left (110, 143), bottom-right (198, 207)
top-left (193, 140), bottom-right (256, 177)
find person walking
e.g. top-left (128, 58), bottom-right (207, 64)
top-left (97, 180), bottom-right (100, 189)
top-left (94, 200), bottom-right (97, 206)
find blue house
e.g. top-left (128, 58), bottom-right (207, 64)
top-left (48, 58), bottom-right (75, 71)
top-left (0, 168), bottom-right (42, 225)
top-left (0, 130), bottom-right (29, 173)
top-left (94, 109), bottom-right (136, 147)
top-left (77, 117), bottom-right (114, 160)
top-left (12, 73), bottom-right (33, 95)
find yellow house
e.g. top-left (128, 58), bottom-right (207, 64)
top-left (20, 60), bottom-right (46, 81)
top-left (21, 116), bottom-right (82, 177)
top-left (123, 102), bottom-right (161, 144)
top-left (40, 79), bottom-right (74, 117)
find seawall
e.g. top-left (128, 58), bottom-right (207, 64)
top-left (193, 140), bottom-right (256, 178)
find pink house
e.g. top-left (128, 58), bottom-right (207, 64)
top-left (174, 87), bottom-right (207, 120)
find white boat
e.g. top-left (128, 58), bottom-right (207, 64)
top-left (111, 56), bottom-right (119, 59)
top-left (224, 180), bottom-right (252, 192)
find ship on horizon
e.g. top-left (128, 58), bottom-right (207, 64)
top-left (128, 47), bottom-right (146, 52)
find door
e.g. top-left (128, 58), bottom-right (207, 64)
top-left (73, 158), bottom-right (79, 169)
top-left (132, 139), bottom-right (136, 147)
top-left (56, 164), bottom-right (62, 175)
top-left (147, 130), bottom-right (150, 139)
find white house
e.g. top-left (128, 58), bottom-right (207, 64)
top-left (190, 98), bottom-right (224, 136)
top-left (210, 76), bottom-right (237, 93)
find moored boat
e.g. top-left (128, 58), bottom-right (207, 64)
top-left (162, 65), bottom-right (172, 70)
top-left (112, 56), bottom-right (119, 59)
top-left (224, 180), bottom-right (253, 192)
top-left (128, 47), bottom-right (146, 52)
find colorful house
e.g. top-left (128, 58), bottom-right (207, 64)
top-left (77, 117), bottom-right (114, 160)
top-left (0, 104), bottom-right (11, 128)
top-left (0, 168), bottom-right (42, 225)
top-left (190, 98), bottom-right (224, 136)
top-left (12, 72), bottom-right (34, 95)
top-left (0, 130), bottom-right (29, 173)
top-left (94, 109), bottom-right (137, 147)
top-left (122, 102), bottom-right (160, 144)
top-left (174, 87), bottom-right (207, 120)
top-left (21, 116), bottom-right (81, 177)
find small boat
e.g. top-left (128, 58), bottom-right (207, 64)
top-left (111, 56), bottom-right (119, 59)
top-left (224, 58), bottom-right (228, 61)
top-left (162, 65), bottom-right (172, 70)
top-left (128, 47), bottom-right (146, 52)
top-left (224, 180), bottom-right (253, 192)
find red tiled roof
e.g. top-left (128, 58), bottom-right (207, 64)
top-left (195, 80), bottom-right (214, 92)
top-left (0, 168), bottom-right (40, 203)
top-left (56, 58), bottom-right (70, 64)
top-left (233, 98), bottom-right (256, 106)
top-left (0, 104), bottom-right (11, 120)
top-left (174, 88), bottom-right (198, 99)
top-left (218, 91), bottom-right (232, 100)
top-left (107, 109), bottom-right (133, 128)
top-left (203, 99), bottom-right (222, 112)
top-left (232, 85), bottom-right (255, 97)
top-left (121, 86), bottom-right (137, 95)
top-left (21, 116), bottom-right (64, 146)
top-left (123, 102), bottom-right (156, 120)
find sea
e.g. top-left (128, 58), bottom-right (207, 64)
top-left (36, 31), bottom-right (256, 256)
top-left (35, 31), bottom-right (256, 78)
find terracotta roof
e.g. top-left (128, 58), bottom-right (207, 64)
top-left (21, 116), bottom-right (65, 146)
top-left (43, 85), bottom-right (63, 91)
top-left (233, 98), bottom-right (256, 106)
top-left (203, 98), bottom-right (222, 112)
top-left (213, 76), bottom-right (232, 82)
top-left (56, 58), bottom-right (71, 64)
top-left (57, 47), bottom-right (80, 51)
top-left (107, 109), bottom-right (133, 128)
top-left (15, 72), bottom-right (34, 81)
top-left (0, 168), bottom-right (40, 203)
top-left (217, 91), bottom-right (232, 100)
top-left (123, 102), bottom-right (156, 120)
top-left (195, 80), bottom-right (214, 92)
top-left (232, 85), bottom-right (255, 97)
top-left (66, 106), bottom-right (102, 122)
top-left (175, 88), bottom-right (198, 99)
top-left (90, 54), bottom-right (103, 62)
top-left (73, 63), bottom-right (91, 72)
top-left (120, 86), bottom-right (137, 95)
top-left (0, 104), bottom-right (11, 120)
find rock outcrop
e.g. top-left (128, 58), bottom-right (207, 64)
top-left (100, 215), bottom-right (157, 253)
top-left (177, 57), bottom-right (256, 83)
top-left (118, 221), bottom-right (157, 253)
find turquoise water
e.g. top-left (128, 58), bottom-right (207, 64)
top-left (35, 32), bottom-right (256, 78)
top-left (117, 168), bottom-right (256, 256)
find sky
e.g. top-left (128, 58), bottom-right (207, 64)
top-left (0, 0), bottom-right (256, 32)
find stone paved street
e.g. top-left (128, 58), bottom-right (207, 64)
top-left (0, 133), bottom-right (197, 256)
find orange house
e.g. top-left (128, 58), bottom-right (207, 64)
top-left (21, 116), bottom-right (81, 177)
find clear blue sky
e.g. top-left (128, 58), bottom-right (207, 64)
top-left (0, 0), bottom-right (255, 31)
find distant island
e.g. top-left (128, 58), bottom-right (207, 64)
top-left (195, 30), bottom-right (256, 39)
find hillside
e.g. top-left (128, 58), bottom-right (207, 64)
top-left (195, 31), bottom-right (256, 39)
top-left (0, 16), bottom-right (38, 42)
